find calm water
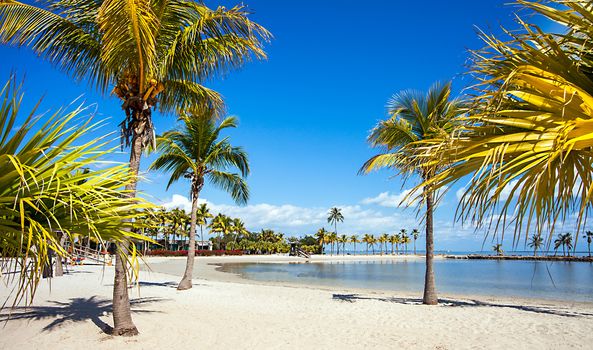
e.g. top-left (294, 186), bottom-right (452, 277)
top-left (220, 259), bottom-right (593, 302)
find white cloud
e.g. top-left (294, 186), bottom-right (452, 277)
top-left (159, 194), bottom-right (419, 236)
top-left (361, 189), bottom-right (416, 207)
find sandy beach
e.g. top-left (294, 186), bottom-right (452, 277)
top-left (1, 255), bottom-right (592, 349)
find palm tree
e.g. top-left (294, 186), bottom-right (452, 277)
top-left (327, 231), bottom-right (338, 255)
top-left (412, 229), bottom-right (419, 255)
top-left (393, 233), bottom-right (401, 254)
top-left (339, 234), bottom-right (348, 255)
top-left (399, 229), bottom-right (408, 254)
top-left (528, 234), bottom-right (544, 257)
top-left (0, 78), bottom-right (150, 307)
top-left (378, 233), bottom-right (389, 255)
top-left (368, 235), bottom-right (377, 255)
top-left (405, 2), bottom-right (593, 268)
top-left (196, 203), bottom-right (212, 250)
top-left (0, 0), bottom-right (269, 335)
top-left (401, 233), bottom-right (411, 255)
top-left (362, 234), bottom-right (372, 255)
top-left (210, 214), bottom-right (233, 251)
top-left (315, 228), bottom-right (328, 255)
top-left (493, 244), bottom-right (504, 256)
top-left (349, 235), bottom-right (360, 255)
top-left (559, 233), bottom-right (574, 257)
top-left (232, 218), bottom-right (249, 244)
top-left (361, 80), bottom-right (465, 304)
top-left (327, 207), bottom-right (344, 239)
top-left (388, 235), bottom-right (398, 255)
top-left (584, 231), bottom-right (593, 258)
top-left (151, 112), bottom-right (249, 289)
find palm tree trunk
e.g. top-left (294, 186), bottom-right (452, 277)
top-left (178, 187), bottom-right (200, 290)
top-left (423, 187), bottom-right (438, 305)
top-left (112, 132), bottom-right (143, 336)
top-left (588, 242), bottom-right (591, 257)
top-left (54, 232), bottom-right (67, 277)
top-left (414, 239), bottom-right (416, 255)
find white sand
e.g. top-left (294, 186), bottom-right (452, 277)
top-left (1, 255), bottom-right (592, 349)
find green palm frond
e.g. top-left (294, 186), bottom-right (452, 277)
top-left (0, 77), bottom-right (153, 306)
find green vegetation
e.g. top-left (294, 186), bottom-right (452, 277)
top-left (361, 81), bottom-right (463, 305)
top-left (0, 78), bottom-right (151, 306)
top-left (150, 110), bottom-right (249, 290)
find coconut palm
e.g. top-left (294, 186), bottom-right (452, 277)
top-left (327, 207), bottom-right (344, 238)
top-left (349, 235), bottom-right (360, 255)
top-left (315, 228), bottom-right (328, 255)
top-left (150, 111), bottom-right (248, 289)
top-left (0, 0), bottom-right (269, 335)
top-left (399, 229), bottom-right (407, 254)
top-left (196, 203), bottom-right (212, 250)
top-left (0, 78), bottom-right (151, 306)
top-left (360, 82), bottom-right (461, 304)
top-left (554, 233), bottom-right (573, 257)
top-left (412, 229), bottom-right (419, 255)
top-left (528, 234), bottom-right (544, 257)
top-left (584, 231), bottom-right (593, 258)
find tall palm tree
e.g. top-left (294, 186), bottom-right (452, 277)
top-left (0, 78), bottom-right (151, 307)
top-left (151, 112), bottom-right (249, 289)
top-left (399, 229), bottom-right (407, 254)
top-left (327, 207), bottom-right (344, 239)
top-left (1, 0), bottom-right (268, 335)
top-left (0, 0), bottom-right (268, 335)
top-left (360, 81), bottom-right (462, 305)
top-left (584, 231), bottom-right (593, 258)
top-left (196, 203), bottom-right (212, 250)
top-left (349, 235), bottom-right (360, 255)
top-left (368, 235), bottom-right (377, 255)
top-left (528, 234), bottom-right (544, 257)
top-left (412, 229), bottom-right (419, 255)
top-left (315, 228), bottom-right (328, 255)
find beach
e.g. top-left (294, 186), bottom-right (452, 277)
top-left (1, 255), bottom-right (592, 349)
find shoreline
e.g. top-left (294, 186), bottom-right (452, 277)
top-left (141, 255), bottom-right (593, 308)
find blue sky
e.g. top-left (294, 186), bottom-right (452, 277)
top-left (2, 0), bottom-right (582, 251)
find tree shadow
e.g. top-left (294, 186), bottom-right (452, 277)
top-left (332, 293), bottom-right (593, 318)
top-left (0, 296), bottom-right (164, 334)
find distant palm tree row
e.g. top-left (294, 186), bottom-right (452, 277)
top-left (314, 227), bottom-right (419, 256)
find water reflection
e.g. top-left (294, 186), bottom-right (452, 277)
top-left (219, 259), bottom-right (593, 302)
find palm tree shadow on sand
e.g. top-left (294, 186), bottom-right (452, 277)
top-left (332, 294), bottom-right (593, 318)
top-left (0, 296), bottom-right (164, 334)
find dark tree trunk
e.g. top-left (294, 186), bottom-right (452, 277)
top-left (112, 132), bottom-right (143, 336)
top-left (178, 181), bottom-right (201, 290)
top-left (54, 232), bottom-right (67, 277)
top-left (423, 186), bottom-right (438, 305)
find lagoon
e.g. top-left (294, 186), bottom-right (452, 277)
top-left (220, 258), bottom-right (593, 302)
